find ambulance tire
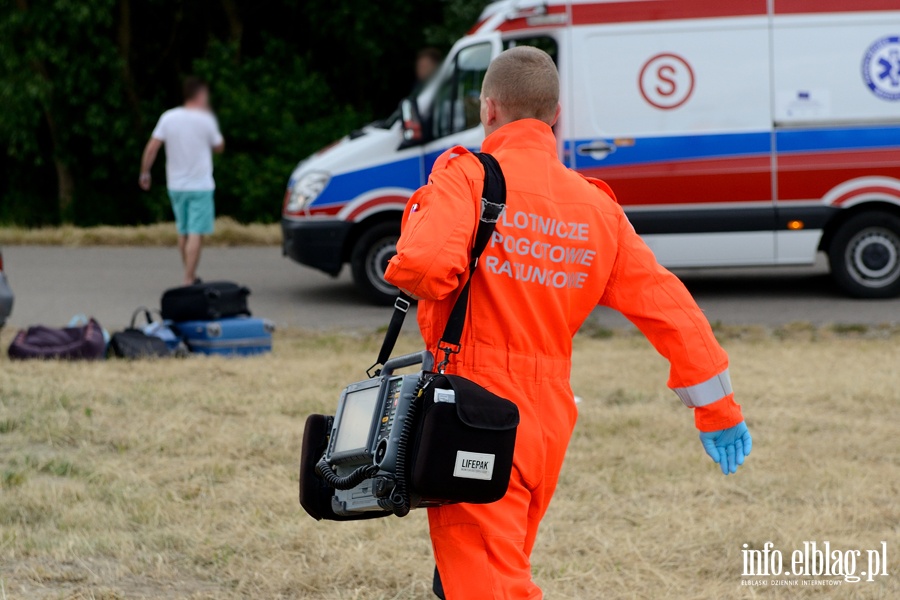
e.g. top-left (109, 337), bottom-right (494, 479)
top-left (828, 211), bottom-right (900, 299)
top-left (351, 221), bottom-right (401, 305)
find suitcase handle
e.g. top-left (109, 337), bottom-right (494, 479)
top-left (202, 286), bottom-right (250, 301)
top-left (204, 286), bottom-right (250, 298)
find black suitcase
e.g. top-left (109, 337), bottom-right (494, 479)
top-left (160, 281), bottom-right (251, 322)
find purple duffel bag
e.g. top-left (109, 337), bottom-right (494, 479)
top-left (8, 318), bottom-right (106, 361)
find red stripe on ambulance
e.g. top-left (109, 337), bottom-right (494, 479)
top-left (777, 149), bottom-right (900, 201)
top-left (345, 195), bottom-right (408, 221)
top-left (308, 205), bottom-right (342, 216)
top-left (773, 0), bottom-right (900, 15)
top-left (571, 1), bottom-right (767, 26)
top-left (578, 155), bottom-right (772, 205)
top-left (832, 186), bottom-right (900, 207)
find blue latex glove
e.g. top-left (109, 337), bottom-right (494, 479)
top-left (699, 421), bottom-right (752, 475)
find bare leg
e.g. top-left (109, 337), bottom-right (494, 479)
top-left (177, 235), bottom-right (188, 266)
top-left (183, 234), bottom-right (203, 285)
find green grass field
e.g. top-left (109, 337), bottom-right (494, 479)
top-left (0, 218), bottom-right (279, 247)
top-left (0, 327), bottom-right (898, 599)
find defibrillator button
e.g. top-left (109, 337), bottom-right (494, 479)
top-left (374, 439), bottom-right (388, 465)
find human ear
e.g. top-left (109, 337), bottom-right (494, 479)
top-left (485, 97), bottom-right (499, 127)
top-left (549, 103), bottom-right (561, 127)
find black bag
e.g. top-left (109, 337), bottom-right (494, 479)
top-left (160, 281), bottom-right (250, 322)
top-left (410, 374), bottom-right (519, 504)
top-left (108, 308), bottom-right (174, 359)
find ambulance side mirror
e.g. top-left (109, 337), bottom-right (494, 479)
top-left (400, 98), bottom-right (423, 146)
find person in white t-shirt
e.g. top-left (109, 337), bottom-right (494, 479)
top-left (139, 77), bottom-right (225, 285)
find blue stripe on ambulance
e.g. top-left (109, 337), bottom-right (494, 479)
top-left (776, 124), bottom-right (900, 153)
top-left (569, 124), bottom-right (900, 169)
top-left (311, 156), bottom-right (422, 208)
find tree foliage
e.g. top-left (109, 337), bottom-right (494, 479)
top-left (0, 0), bottom-right (491, 225)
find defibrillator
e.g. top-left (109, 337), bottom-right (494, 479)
top-left (298, 153), bottom-right (520, 520)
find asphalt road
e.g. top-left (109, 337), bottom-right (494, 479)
top-left (2, 245), bottom-right (898, 331)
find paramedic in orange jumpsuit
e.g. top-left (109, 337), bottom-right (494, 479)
top-left (384, 47), bottom-right (752, 600)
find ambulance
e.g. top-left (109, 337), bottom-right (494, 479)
top-left (281, 0), bottom-right (900, 304)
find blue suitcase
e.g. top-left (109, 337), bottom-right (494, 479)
top-left (173, 317), bottom-right (274, 356)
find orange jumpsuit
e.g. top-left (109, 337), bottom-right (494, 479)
top-left (384, 119), bottom-right (743, 599)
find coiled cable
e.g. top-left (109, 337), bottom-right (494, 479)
top-left (315, 458), bottom-right (379, 490)
top-left (390, 378), bottom-right (429, 517)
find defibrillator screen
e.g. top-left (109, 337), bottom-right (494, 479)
top-left (332, 385), bottom-right (380, 455)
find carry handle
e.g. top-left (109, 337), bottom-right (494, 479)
top-left (202, 285), bottom-right (250, 299)
top-left (380, 351), bottom-right (434, 378)
top-left (129, 306), bottom-right (156, 329)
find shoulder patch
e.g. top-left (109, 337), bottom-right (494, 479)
top-left (577, 173), bottom-right (619, 204)
top-left (432, 145), bottom-right (473, 172)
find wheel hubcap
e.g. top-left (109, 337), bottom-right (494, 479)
top-left (366, 236), bottom-right (399, 296)
top-left (844, 227), bottom-right (900, 288)
top-left (860, 243), bottom-right (889, 271)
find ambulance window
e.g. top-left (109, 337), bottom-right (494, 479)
top-left (503, 36), bottom-right (558, 64)
top-left (431, 42), bottom-right (492, 140)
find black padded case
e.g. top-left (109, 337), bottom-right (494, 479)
top-left (410, 374), bottom-right (519, 504)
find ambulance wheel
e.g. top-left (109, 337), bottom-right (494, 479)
top-left (828, 211), bottom-right (900, 299)
top-left (351, 222), bottom-right (401, 305)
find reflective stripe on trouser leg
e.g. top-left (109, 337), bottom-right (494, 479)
top-left (672, 369), bottom-right (732, 408)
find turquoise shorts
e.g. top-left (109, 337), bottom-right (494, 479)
top-left (168, 190), bottom-right (215, 235)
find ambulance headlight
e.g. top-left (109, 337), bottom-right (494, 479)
top-left (287, 171), bottom-right (330, 213)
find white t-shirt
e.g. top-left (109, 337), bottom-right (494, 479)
top-left (151, 107), bottom-right (223, 191)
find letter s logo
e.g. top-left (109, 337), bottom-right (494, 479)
top-left (639, 53), bottom-right (695, 110)
top-left (655, 65), bottom-right (677, 96)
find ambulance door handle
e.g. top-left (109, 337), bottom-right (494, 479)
top-left (576, 141), bottom-right (616, 160)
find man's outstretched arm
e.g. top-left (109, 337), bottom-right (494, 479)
top-left (599, 206), bottom-right (751, 475)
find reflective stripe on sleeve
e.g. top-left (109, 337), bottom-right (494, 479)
top-left (673, 369), bottom-right (732, 408)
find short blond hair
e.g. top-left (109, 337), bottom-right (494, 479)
top-left (482, 46), bottom-right (559, 124)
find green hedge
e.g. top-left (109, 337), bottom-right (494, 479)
top-left (0, 0), bottom-right (489, 226)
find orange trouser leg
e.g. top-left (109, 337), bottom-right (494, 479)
top-left (524, 382), bottom-right (574, 557)
top-left (428, 467), bottom-right (540, 600)
top-left (428, 376), bottom-right (577, 600)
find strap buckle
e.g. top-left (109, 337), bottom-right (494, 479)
top-left (436, 342), bottom-right (460, 374)
top-left (366, 363), bottom-right (382, 378)
top-left (480, 197), bottom-right (506, 224)
top-left (394, 296), bottom-right (411, 313)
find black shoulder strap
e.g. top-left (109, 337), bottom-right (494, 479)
top-left (369, 152), bottom-right (507, 377)
top-left (436, 153), bottom-right (505, 363)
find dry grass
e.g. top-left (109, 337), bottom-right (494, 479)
top-left (0, 217), bottom-right (279, 247)
top-left (0, 327), bottom-right (897, 599)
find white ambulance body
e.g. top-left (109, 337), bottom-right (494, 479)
top-left (281, 0), bottom-right (900, 304)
